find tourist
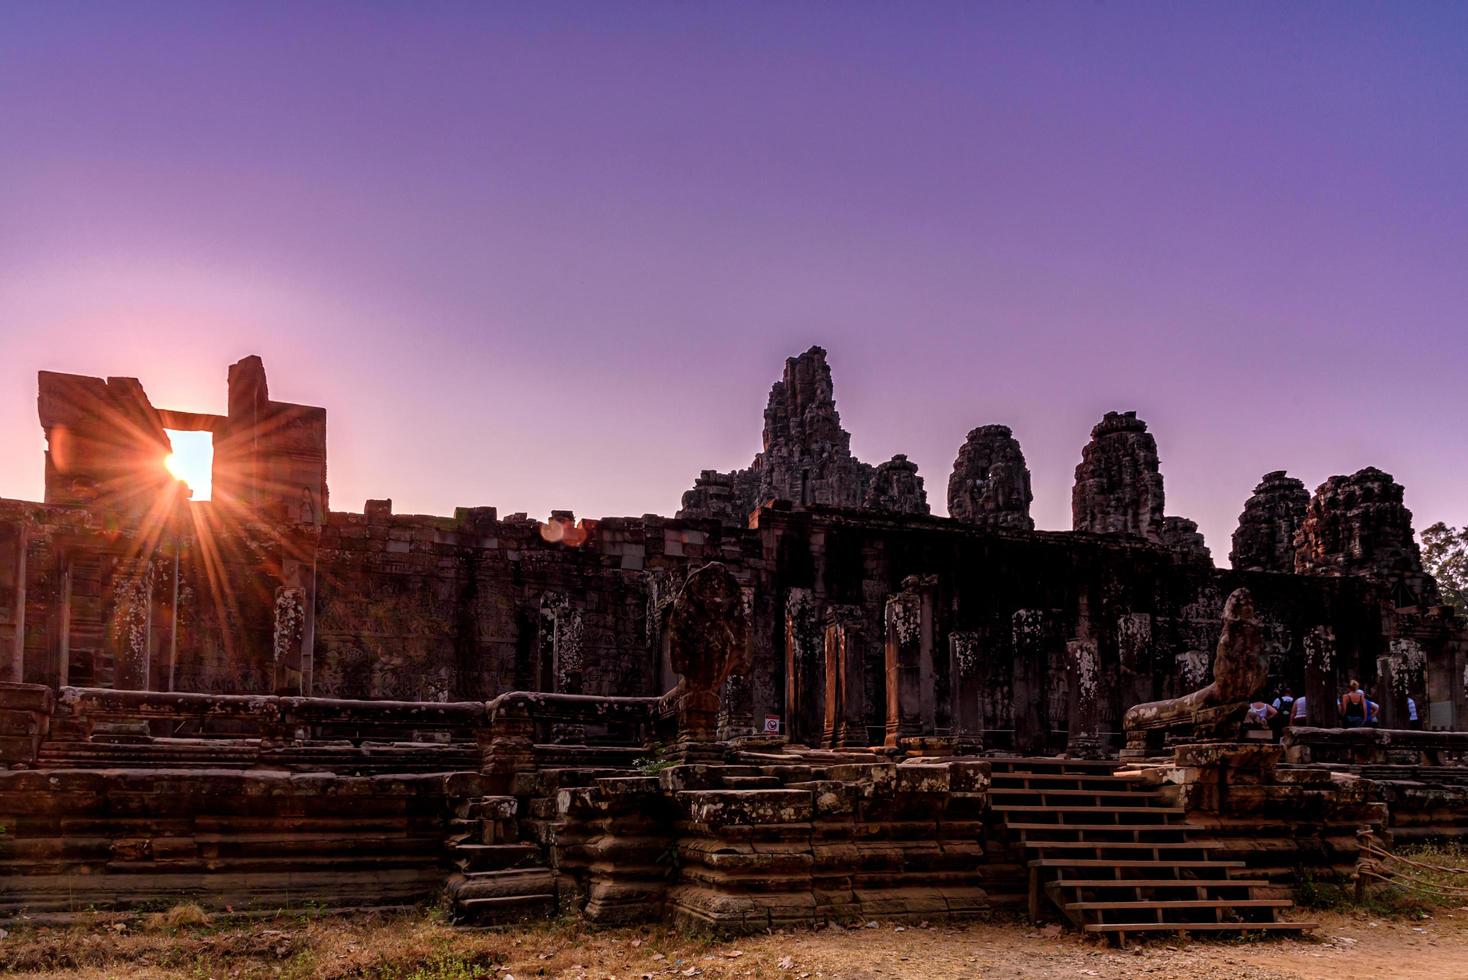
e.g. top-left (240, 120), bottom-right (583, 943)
top-left (1340, 680), bottom-right (1369, 728)
top-left (1244, 699), bottom-right (1277, 737)
top-left (1366, 698), bottom-right (1382, 727)
top-left (1407, 696), bottom-right (1422, 730)
top-left (1270, 687), bottom-right (1295, 737)
top-left (1290, 694), bottom-right (1308, 726)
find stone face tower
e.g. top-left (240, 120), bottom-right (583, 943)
top-left (1071, 411), bottom-right (1166, 542)
top-left (946, 424), bottom-right (1033, 530)
top-left (864, 455), bottom-right (929, 515)
top-left (1159, 516), bottom-right (1211, 564)
top-left (1294, 467), bottom-right (1426, 583)
top-left (679, 346), bottom-right (928, 522)
top-left (1230, 471), bottom-right (1308, 572)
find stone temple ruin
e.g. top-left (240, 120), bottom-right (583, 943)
top-left (2, 346), bottom-right (1467, 940)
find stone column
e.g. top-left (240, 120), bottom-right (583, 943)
top-left (1011, 609), bottom-right (1049, 755)
top-left (1382, 637), bottom-right (1426, 730)
top-left (272, 585), bottom-right (307, 695)
top-left (716, 587), bottom-right (756, 740)
top-left (948, 631), bottom-right (984, 753)
top-left (553, 607), bottom-right (586, 742)
top-left (109, 562), bottom-right (155, 691)
top-left (0, 521), bottom-right (25, 684)
top-left (717, 672), bottom-right (753, 740)
top-left (884, 588), bottom-right (923, 748)
top-left (1375, 653), bottom-right (1405, 730)
top-left (822, 605), bottom-right (866, 748)
top-left (667, 562), bottom-right (748, 763)
top-left (914, 575), bottom-right (940, 734)
top-left (1116, 612), bottom-right (1154, 715)
top-left (783, 588), bottom-right (821, 746)
top-left (1303, 625), bottom-right (1336, 728)
top-left (1066, 638), bottom-right (1102, 758)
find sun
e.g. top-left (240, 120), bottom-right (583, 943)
top-left (163, 430), bottom-right (214, 501)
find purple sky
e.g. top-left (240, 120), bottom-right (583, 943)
top-left (2, 3), bottom-right (1465, 563)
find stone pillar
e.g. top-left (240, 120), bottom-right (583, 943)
top-left (914, 575), bottom-right (940, 734)
top-left (884, 588), bottom-right (923, 748)
top-left (109, 562), bottom-right (154, 691)
top-left (1116, 612), bottom-right (1154, 714)
top-left (716, 587), bottom-right (756, 740)
top-left (667, 562), bottom-right (748, 763)
top-left (553, 607), bottom-right (585, 743)
top-left (1066, 638), bottom-right (1102, 758)
top-left (717, 672), bottom-right (753, 740)
top-left (948, 631), bottom-right (984, 753)
top-left (783, 588), bottom-right (822, 746)
top-left (0, 521), bottom-right (25, 683)
top-left (822, 605), bottom-right (866, 748)
top-left (1303, 625), bottom-right (1336, 728)
top-left (1381, 637), bottom-right (1426, 730)
top-left (1011, 609), bottom-right (1049, 755)
top-left (271, 585), bottom-right (307, 695)
top-left (1375, 653), bottom-right (1405, 730)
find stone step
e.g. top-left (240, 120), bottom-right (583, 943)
top-left (1081, 921), bottom-right (1316, 935)
top-left (1066, 899), bottom-right (1291, 911)
top-left (1053, 878), bottom-right (1268, 889)
top-left (1030, 858), bottom-right (1246, 869)
top-left (1023, 840), bottom-right (1219, 852)
top-left (991, 788), bottom-right (1163, 799)
top-left (454, 843), bottom-right (541, 872)
top-left (453, 893), bottom-right (558, 925)
top-left (1007, 823), bottom-right (1190, 834)
top-left (987, 758), bottom-right (1121, 773)
top-left (994, 805), bottom-right (1185, 816)
top-left (719, 775), bottom-right (785, 789)
top-left (991, 772), bottom-right (1130, 787)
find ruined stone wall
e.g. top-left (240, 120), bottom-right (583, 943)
top-left (744, 506), bottom-right (1461, 749)
top-left (0, 767), bottom-right (476, 916)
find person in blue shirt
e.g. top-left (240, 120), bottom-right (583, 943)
top-left (1270, 687), bottom-right (1296, 737)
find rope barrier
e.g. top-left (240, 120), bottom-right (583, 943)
top-left (1354, 831), bottom-right (1468, 899)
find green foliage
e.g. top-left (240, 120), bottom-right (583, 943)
top-left (634, 756), bottom-right (676, 774)
top-left (1297, 843), bottom-right (1468, 918)
top-left (1422, 522), bottom-right (1468, 613)
top-left (397, 951), bottom-right (501, 980)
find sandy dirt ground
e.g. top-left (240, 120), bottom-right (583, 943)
top-left (2, 907), bottom-right (1466, 979)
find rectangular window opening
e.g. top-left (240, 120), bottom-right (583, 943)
top-left (164, 429), bottom-right (214, 501)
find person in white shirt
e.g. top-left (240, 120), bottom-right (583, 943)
top-left (1407, 696), bottom-right (1421, 730)
top-left (1289, 695), bottom-right (1308, 726)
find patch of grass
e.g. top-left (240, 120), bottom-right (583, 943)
top-left (143, 902), bottom-right (212, 932)
top-left (634, 755), bottom-right (677, 774)
top-left (392, 950), bottom-right (503, 980)
top-left (1299, 842), bottom-right (1468, 918)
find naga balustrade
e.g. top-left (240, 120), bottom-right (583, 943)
top-left (53, 686), bottom-right (487, 743)
top-left (1282, 726), bottom-right (1468, 767)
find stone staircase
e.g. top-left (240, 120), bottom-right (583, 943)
top-left (990, 758), bottom-right (1317, 943)
top-left (442, 792), bottom-right (557, 924)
